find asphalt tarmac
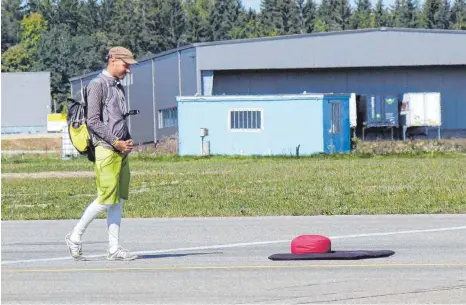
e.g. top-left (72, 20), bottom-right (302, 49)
top-left (2, 215), bottom-right (466, 304)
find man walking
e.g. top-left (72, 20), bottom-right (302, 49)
top-left (66, 46), bottom-right (138, 261)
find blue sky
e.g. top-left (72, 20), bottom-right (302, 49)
top-left (242, 0), bottom-right (397, 12)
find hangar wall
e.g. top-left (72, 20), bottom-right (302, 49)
top-left (212, 66), bottom-right (466, 134)
top-left (1, 72), bottom-right (51, 134)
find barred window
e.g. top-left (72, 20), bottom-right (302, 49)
top-left (158, 107), bottom-right (178, 128)
top-left (229, 109), bottom-right (262, 130)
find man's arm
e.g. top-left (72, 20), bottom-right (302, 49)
top-left (86, 80), bottom-right (119, 146)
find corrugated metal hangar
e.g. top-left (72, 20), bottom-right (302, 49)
top-left (69, 27), bottom-right (466, 146)
top-left (2, 72), bottom-right (52, 134)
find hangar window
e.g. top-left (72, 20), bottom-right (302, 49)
top-left (229, 109), bottom-right (262, 131)
top-left (158, 107), bottom-right (178, 128)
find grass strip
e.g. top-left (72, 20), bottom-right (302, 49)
top-left (2, 155), bottom-right (465, 220)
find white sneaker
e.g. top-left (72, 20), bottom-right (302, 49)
top-left (65, 233), bottom-right (85, 261)
top-left (107, 246), bottom-right (138, 261)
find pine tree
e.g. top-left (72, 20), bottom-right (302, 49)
top-left (392, 0), bottom-right (420, 27)
top-left (209, 0), bottom-right (230, 41)
top-left (55, 0), bottom-right (82, 36)
top-left (421, 0), bottom-right (443, 28)
top-left (371, 0), bottom-right (389, 27)
top-left (351, 0), bottom-right (372, 29)
top-left (184, 0), bottom-right (208, 43)
top-left (451, 0), bottom-right (466, 29)
top-left (336, 0), bottom-right (351, 30)
top-left (227, 0), bottom-right (251, 39)
top-left (437, 0), bottom-right (452, 28)
top-left (134, 0), bottom-right (165, 55)
top-left (162, 0), bottom-right (187, 48)
top-left (317, 0), bottom-right (350, 31)
top-left (302, 0), bottom-right (317, 32)
top-left (297, 0), bottom-right (305, 33)
top-left (389, 0), bottom-right (402, 26)
top-left (78, 0), bottom-right (103, 36)
top-left (280, 0), bottom-right (301, 34)
top-left (259, 0), bottom-right (282, 36)
top-left (33, 24), bottom-right (75, 102)
top-left (1, 0), bottom-right (24, 52)
top-left (317, 0), bottom-right (340, 31)
top-left (242, 8), bottom-right (261, 38)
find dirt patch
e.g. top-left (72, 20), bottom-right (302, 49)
top-left (133, 135), bottom-right (179, 154)
top-left (2, 133), bottom-right (179, 156)
top-left (353, 138), bottom-right (466, 155)
top-left (2, 169), bottom-right (235, 179)
top-left (2, 171), bottom-right (95, 179)
top-left (2, 135), bottom-right (61, 153)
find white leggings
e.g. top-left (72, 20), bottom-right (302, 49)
top-left (70, 198), bottom-right (123, 251)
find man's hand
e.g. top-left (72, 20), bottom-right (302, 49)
top-left (114, 140), bottom-right (134, 153)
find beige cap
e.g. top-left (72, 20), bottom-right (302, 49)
top-left (107, 46), bottom-right (138, 65)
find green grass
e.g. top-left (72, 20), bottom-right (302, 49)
top-left (2, 153), bottom-right (466, 220)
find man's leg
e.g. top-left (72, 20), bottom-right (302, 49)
top-left (70, 200), bottom-right (108, 242)
top-left (107, 156), bottom-right (130, 252)
top-left (105, 154), bottom-right (137, 261)
top-left (107, 198), bottom-right (122, 253)
top-left (65, 199), bottom-right (108, 260)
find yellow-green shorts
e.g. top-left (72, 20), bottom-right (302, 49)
top-left (94, 145), bottom-right (130, 204)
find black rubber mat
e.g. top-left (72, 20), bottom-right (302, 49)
top-left (268, 250), bottom-right (395, 261)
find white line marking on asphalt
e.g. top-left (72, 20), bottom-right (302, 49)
top-left (2, 225), bottom-right (466, 266)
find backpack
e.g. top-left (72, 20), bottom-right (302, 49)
top-left (66, 76), bottom-right (110, 162)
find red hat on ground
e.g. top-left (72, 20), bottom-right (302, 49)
top-left (291, 235), bottom-right (331, 254)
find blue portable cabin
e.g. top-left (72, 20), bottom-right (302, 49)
top-left (176, 93), bottom-right (351, 156)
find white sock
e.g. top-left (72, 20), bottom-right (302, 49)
top-left (70, 199), bottom-right (107, 243)
top-left (107, 198), bottom-right (123, 253)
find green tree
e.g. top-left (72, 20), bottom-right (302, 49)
top-left (55, 0), bottom-right (82, 36)
top-left (451, 0), bottom-right (466, 29)
top-left (1, 0), bottom-right (24, 52)
top-left (162, 0), bottom-right (187, 48)
top-left (78, 0), bottom-right (103, 36)
top-left (242, 9), bottom-right (261, 38)
top-left (336, 0), bottom-right (352, 30)
top-left (1, 44), bottom-right (29, 72)
top-left (135, 0), bottom-right (167, 55)
top-left (351, 0), bottom-right (372, 29)
top-left (302, 0), bottom-right (317, 33)
top-left (33, 24), bottom-right (75, 103)
top-left (209, 0), bottom-right (230, 41)
top-left (183, 0), bottom-right (211, 42)
top-left (280, 0), bottom-right (301, 34)
top-left (317, 0), bottom-right (344, 31)
top-left (259, 0), bottom-right (283, 36)
top-left (437, 0), bottom-right (452, 28)
top-left (1, 12), bottom-right (46, 72)
top-left (391, 0), bottom-right (420, 27)
top-left (371, 0), bottom-right (389, 27)
top-left (313, 18), bottom-right (328, 32)
top-left (421, 0), bottom-right (442, 28)
top-left (20, 12), bottom-right (47, 49)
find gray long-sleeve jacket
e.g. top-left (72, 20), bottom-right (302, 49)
top-left (86, 71), bottom-right (132, 151)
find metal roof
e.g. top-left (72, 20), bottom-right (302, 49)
top-left (70, 28), bottom-right (466, 81)
top-left (193, 27), bottom-right (466, 48)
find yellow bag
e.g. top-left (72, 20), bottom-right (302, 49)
top-left (66, 87), bottom-right (95, 161)
top-left (69, 123), bottom-right (91, 153)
